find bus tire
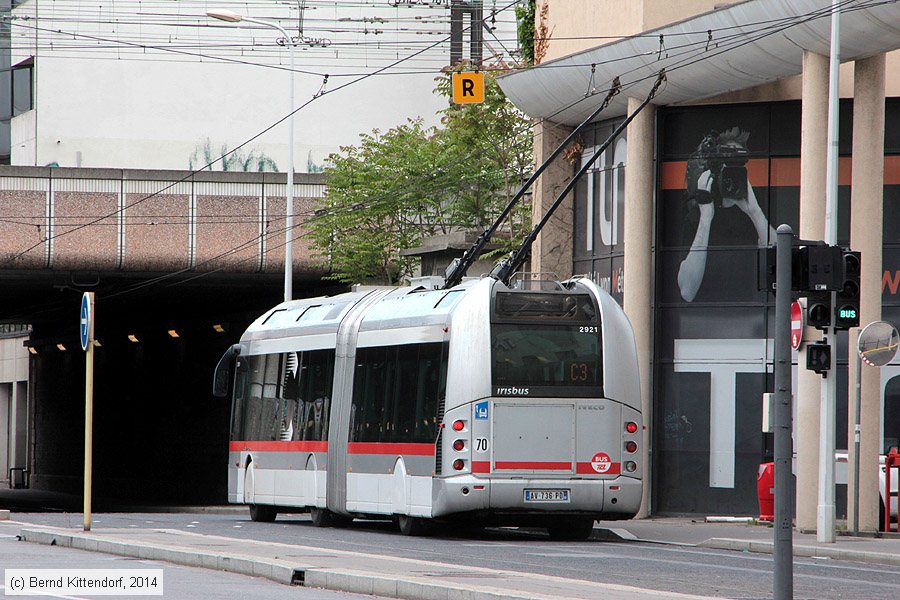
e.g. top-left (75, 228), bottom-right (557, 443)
top-left (311, 507), bottom-right (352, 528)
top-left (249, 504), bottom-right (277, 522)
top-left (398, 515), bottom-right (429, 536)
top-left (547, 517), bottom-right (595, 541)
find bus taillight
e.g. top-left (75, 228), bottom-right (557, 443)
top-left (625, 422), bottom-right (638, 433)
top-left (625, 441), bottom-right (637, 453)
top-left (452, 420), bottom-right (466, 431)
top-left (624, 461), bottom-right (637, 473)
top-left (452, 439), bottom-right (465, 451)
top-left (452, 459), bottom-right (465, 471)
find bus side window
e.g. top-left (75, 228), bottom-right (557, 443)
top-left (230, 361), bottom-right (248, 440)
top-left (243, 355), bottom-right (266, 441)
top-left (261, 353), bottom-right (282, 441)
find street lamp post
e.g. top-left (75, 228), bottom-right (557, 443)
top-left (208, 9), bottom-right (295, 303)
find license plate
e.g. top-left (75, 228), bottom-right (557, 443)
top-left (524, 489), bottom-right (570, 503)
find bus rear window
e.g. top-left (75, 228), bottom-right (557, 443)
top-left (493, 292), bottom-right (596, 321)
top-left (491, 324), bottom-right (602, 395)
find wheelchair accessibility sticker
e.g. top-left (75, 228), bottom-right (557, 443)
top-left (475, 401), bottom-right (489, 420)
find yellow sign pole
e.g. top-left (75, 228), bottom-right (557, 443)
top-left (82, 292), bottom-right (95, 532)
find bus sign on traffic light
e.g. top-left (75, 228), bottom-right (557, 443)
top-left (834, 250), bottom-right (860, 330)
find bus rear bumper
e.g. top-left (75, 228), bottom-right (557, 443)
top-left (432, 475), bottom-right (641, 520)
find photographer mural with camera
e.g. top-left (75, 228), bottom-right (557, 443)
top-left (677, 127), bottom-right (776, 302)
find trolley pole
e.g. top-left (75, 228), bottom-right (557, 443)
top-left (774, 225), bottom-right (794, 600)
top-left (81, 292), bottom-right (95, 532)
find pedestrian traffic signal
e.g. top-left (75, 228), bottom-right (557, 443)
top-left (834, 250), bottom-right (860, 330)
top-left (806, 291), bottom-right (831, 330)
top-left (806, 341), bottom-right (831, 376)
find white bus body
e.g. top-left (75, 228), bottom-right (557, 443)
top-left (218, 277), bottom-right (643, 538)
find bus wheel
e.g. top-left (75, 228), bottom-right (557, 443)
top-left (310, 507), bottom-right (351, 528)
top-left (547, 517), bottom-right (595, 541)
top-left (249, 504), bottom-right (277, 522)
top-left (398, 515), bottom-right (429, 536)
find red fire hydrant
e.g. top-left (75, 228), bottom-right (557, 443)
top-left (757, 462), bottom-right (775, 522)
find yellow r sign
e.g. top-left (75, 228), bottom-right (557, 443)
top-left (452, 72), bottom-right (485, 104)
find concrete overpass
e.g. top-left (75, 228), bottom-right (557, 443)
top-left (0, 166), bottom-right (347, 504)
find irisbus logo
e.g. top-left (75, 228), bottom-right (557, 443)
top-left (495, 386), bottom-right (530, 396)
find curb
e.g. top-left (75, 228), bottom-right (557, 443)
top-left (17, 528), bottom-right (569, 600)
top-left (699, 537), bottom-right (900, 567)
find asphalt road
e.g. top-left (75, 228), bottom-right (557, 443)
top-left (6, 511), bottom-right (900, 600)
top-left (0, 530), bottom-right (383, 600)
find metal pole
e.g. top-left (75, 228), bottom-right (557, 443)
top-left (285, 31), bottom-right (295, 303)
top-left (818, 0), bottom-right (840, 544)
top-left (852, 351), bottom-right (861, 535)
top-left (83, 292), bottom-right (95, 532)
top-left (240, 17), bottom-right (294, 302)
top-left (774, 224), bottom-right (794, 600)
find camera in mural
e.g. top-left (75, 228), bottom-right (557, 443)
top-left (678, 127), bottom-right (774, 303)
top-left (686, 128), bottom-right (750, 206)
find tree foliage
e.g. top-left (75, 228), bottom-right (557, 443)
top-left (515, 0), bottom-right (536, 66)
top-left (308, 68), bottom-right (533, 285)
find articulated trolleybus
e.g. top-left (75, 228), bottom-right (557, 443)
top-left (215, 276), bottom-right (642, 539)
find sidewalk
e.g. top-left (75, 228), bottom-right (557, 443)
top-left (4, 522), bottom-right (718, 600)
top-left (2, 487), bottom-right (899, 599)
top-left (594, 517), bottom-right (900, 567)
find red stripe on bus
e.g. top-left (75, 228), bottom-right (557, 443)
top-left (575, 462), bottom-right (621, 475)
top-left (494, 461), bottom-right (572, 470)
top-left (472, 461), bottom-right (490, 473)
top-left (346, 442), bottom-right (435, 456)
top-left (229, 441), bottom-right (328, 453)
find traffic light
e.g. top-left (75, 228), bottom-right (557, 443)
top-left (806, 341), bottom-right (831, 376)
top-left (806, 291), bottom-right (831, 330)
top-left (834, 250), bottom-right (860, 330)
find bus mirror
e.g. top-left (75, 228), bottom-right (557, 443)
top-left (213, 344), bottom-right (241, 397)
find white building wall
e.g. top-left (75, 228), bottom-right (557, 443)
top-left (0, 335), bottom-right (30, 485)
top-left (10, 0), bottom-right (519, 171)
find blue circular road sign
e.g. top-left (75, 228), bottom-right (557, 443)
top-left (80, 293), bottom-right (92, 351)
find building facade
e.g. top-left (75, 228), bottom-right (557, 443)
top-left (5, 0), bottom-right (518, 171)
top-left (501, 0), bottom-right (900, 527)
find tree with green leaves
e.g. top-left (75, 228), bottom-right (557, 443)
top-left (308, 67), bottom-right (532, 285)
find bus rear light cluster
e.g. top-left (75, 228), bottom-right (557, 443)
top-left (625, 441), bottom-right (638, 453)
top-left (625, 422), bottom-right (638, 434)
top-left (624, 461), bottom-right (637, 473)
top-left (452, 420), bottom-right (466, 431)
top-left (452, 459), bottom-right (465, 471)
top-left (452, 439), bottom-right (465, 451)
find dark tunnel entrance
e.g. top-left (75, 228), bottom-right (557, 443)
top-left (7, 271), bottom-right (346, 507)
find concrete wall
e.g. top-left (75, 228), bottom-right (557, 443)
top-left (0, 334), bottom-right (30, 485)
top-left (0, 166), bottom-right (326, 274)
top-left (541, 1), bottom-right (900, 99)
top-left (541, 0), bottom-right (740, 62)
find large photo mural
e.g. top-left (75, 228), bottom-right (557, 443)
top-left (655, 100), bottom-right (900, 515)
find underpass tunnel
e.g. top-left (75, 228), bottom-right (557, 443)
top-left (5, 271), bottom-right (346, 507)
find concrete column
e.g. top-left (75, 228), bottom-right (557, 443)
top-left (529, 120), bottom-right (574, 280)
top-left (796, 50), bottom-right (829, 532)
top-left (623, 96), bottom-right (655, 518)
top-left (849, 53), bottom-right (885, 533)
